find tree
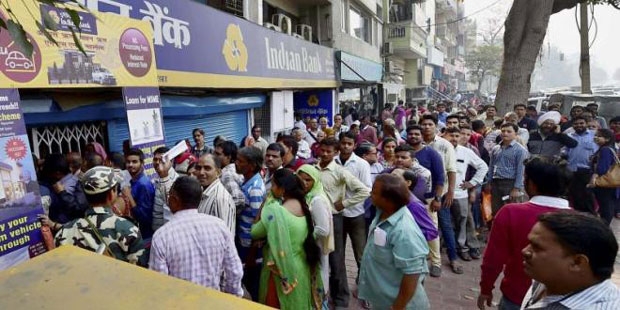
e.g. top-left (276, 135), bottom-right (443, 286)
top-left (465, 6), bottom-right (507, 96)
top-left (0, 0), bottom-right (87, 57)
top-left (466, 44), bottom-right (503, 95)
top-left (494, 0), bottom-right (620, 114)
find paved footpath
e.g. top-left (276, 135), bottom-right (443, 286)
top-left (342, 218), bottom-right (620, 309)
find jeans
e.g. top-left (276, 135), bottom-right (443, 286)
top-left (499, 296), bottom-right (522, 310)
top-left (471, 185), bottom-right (483, 229)
top-left (594, 187), bottom-right (619, 226)
top-left (329, 214), bottom-right (367, 307)
top-left (437, 206), bottom-right (458, 261)
top-left (569, 168), bottom-right (596, 214)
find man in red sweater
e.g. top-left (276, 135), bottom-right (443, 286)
top-left (477, 157), bottom-right (572, 310)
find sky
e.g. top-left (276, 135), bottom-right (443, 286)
top-left (465, 0), bottom-right (620, 81)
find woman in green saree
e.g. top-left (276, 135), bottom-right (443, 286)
top-left (251, 169), bottom-right (323, 309)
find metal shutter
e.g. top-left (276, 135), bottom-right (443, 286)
top-left (107, 110), bottom-right (249, 152)
top-left (163, 110), bottom-right (249, 148)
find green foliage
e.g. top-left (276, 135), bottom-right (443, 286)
top-left (465, 44), bottom-right (503, 92)
top-left (0, 0), bottom-right (88, 57)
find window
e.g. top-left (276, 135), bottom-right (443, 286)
top-left (206, 0), bottom-right (244, 18)
top-left (29, 122), bottom-right (107, 160)
top-left (349, 6), bottom-right (370, 43)
top-left (263, 2), bottom-right (299, 31)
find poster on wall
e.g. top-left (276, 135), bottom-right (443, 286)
top-left (0, 89), bottom-right (46, 270)
top-left (293, 90), bottom-right (334, 125)
top-left (0, 1), bottom-right (158, 88)
top-left (123, 87), bottom-right (165, 178)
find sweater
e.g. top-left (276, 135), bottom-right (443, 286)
top-left (480, 198), bottom-right (571, 305)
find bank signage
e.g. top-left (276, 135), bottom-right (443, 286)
top-left (74, 0), bottom-right (337, 88)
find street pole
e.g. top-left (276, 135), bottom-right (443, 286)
top-left (580, 3), bottom-right (592, 94)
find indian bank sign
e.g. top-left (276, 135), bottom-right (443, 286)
top-left (264, 38), bottom-right (323, 74)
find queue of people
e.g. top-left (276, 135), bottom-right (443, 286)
top-left (33, 101), bottom-right (620, 309)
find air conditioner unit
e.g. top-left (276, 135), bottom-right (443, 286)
top-left (296, 24), bottom-right (313, 41)
top-left (272, 14), bottom-right (292, 35)
top-left (382, 42), bottom-right (393, 55)
top-left (384, 60), bottom-right (395, 73)
top-left (264, 22), bottom-right (281, 32)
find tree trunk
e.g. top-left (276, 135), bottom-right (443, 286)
top-left (495, 0), bottom-right (555, 115)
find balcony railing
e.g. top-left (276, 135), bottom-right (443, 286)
top-left (386, 21), bottom-right (428, 58)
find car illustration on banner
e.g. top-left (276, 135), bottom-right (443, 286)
top-left (4, 51), bottom-right (35, 70)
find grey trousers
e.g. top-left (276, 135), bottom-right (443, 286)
top-left (451, 197), bottom-right (481, 252)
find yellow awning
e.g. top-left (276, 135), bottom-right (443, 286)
top-left (0, 246), bottom-right (272, 309)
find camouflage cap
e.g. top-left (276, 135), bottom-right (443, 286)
top-left (81, 166), bottom-right (122, 195)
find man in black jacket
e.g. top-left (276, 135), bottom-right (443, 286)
top-left (527, 111), bottom-right (577, 159)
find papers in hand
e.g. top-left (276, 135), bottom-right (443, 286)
top-left (163, 141), bottom-right (188, 162)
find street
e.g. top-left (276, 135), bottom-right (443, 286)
top-left (343, 218), bottom-right (620, 309)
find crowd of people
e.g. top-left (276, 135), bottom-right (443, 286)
top-left (34, 99), bottom-right (620, 309)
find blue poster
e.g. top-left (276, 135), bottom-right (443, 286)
top-left (123, 87), bottom-right (165, 178)
top-left (293, 90), bottom-right (334, 125)
top-left (0, 89), bottom-right (46, 270)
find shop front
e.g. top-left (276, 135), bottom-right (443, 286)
top-left (336, 51), bottom-right (383, 121)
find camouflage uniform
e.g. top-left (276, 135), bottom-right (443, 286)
top-left (55, 206), bottom-right (148, 266)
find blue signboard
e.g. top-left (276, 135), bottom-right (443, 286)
top-left (294, 90), bottom-right (334, 125)
top-left (74, 0), bottom-right (337, 88)
top-left (337, 51), bottom-right (383, 82)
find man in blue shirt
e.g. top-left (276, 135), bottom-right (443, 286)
top-left (126, 148), bottom-right (155, 239)
top-left (485, 123), bottom-right (529, 217)
top-left (405, 125), bottom-right (447, 277)
top-left (235, 146), bottom-right (266, 301)
top-left (565, 116), bottom-right (598, 214)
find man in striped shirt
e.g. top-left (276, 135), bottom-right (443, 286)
top-left (195, 154), bottom-right (236, 234)
top-left (521, 212), bottom-right (620, 309)
top-left (149, 176), bottom-right (243, 296)
top-left (235, 146), bottom-right (265, 301)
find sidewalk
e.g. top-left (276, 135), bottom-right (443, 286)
top-left (343, 218), bottom-right (620, 309)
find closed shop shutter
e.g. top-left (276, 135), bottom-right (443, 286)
top-left (164, 110), bottom-right (249, 147)
top-left (107, 110), bottom-right (249, 152)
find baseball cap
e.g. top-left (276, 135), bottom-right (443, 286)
top-left (81, 166), bottom-right (123, 195)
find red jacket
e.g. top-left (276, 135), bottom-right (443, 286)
top-left (480, 200), bottom-right (571, 305)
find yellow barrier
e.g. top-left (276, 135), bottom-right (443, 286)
top-left (0, 245), bottom-right (272, 309)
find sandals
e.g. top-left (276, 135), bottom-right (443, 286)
top-left (450, 261), bottom-right (464, 274)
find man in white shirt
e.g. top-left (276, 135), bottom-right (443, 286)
top-left (152, 147), bottom-right (179, 231)
top-left (305, 117), bottom-right (322, 146)
top-left (354, 143), bottom-right (383, 183)
top-left (293, 127), bottom-right (312, 159)
top-left (195, 154), bottom-right (236, 234)
top-left (445, 127), bottom-right (488, 261)
top-left (334, 131), bottom-right (372, 279)
top-left (521, 212), bottom-right (620, 309)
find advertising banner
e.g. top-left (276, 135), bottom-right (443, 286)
top-left (123, 87), bottom-right (165, 178)
top-left (0, 0), bottom-right (158, 88)
top-left (75, 0), bottom-right (337, 89)
top-left (0, 89), bottom-right (46, 270)
top-left (294, 90), bottom-right (334, 125)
